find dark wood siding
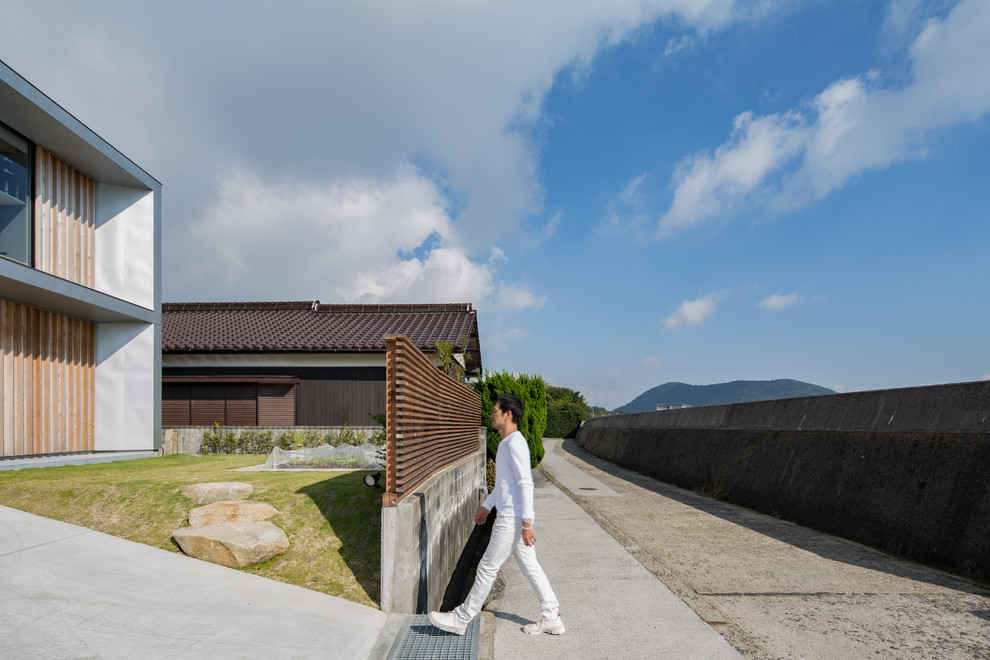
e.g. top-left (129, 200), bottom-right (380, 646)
top-left (258, 384), bottom-right (296, 425)
top-left (162, 384), bottom-right (191, 425)
top-left (190, 385), bottom-right (225, 426)
top-left (226, 385), bottom-right (258, 425)
top-left (162, 366), bottom-right (385, 426)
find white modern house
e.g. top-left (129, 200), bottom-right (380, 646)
top-left (0, 60), bottom-right (161, 467)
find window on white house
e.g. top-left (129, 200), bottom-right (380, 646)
top-left (0, 123), bottom-right (31, 266)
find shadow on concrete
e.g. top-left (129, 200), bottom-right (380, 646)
top-left (296, 472), bottom-right (382, 606)
top-left (491, 611), bottom-right (530, 626)
top-left (559, 440), bottom-right (990, 596)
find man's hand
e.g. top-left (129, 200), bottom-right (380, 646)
top-left (475, 506), bottom-right (490, 525)
top-left (522, 526), bottom-right (536, 547)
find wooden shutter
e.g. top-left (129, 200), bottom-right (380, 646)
top-left (258, 384), bottom-right (296, 425)
top-left (162, 384), bottom-right (191, 426)
top-left (190, 385), bottom-right (225, 426)
top-left (225, 384), bottom-right (258, 425)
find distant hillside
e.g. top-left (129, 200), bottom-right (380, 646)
top-left (619, 379), bottom-right (836, 413)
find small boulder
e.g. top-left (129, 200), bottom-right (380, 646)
top-left (173, 521), bottom-right (289, 568)
top-left (189, 500), bottom-right (279, 527)
top-left (182, 482), bottom-right (253, 505)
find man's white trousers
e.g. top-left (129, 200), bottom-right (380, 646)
top-left (454, 515), bottom-right (559, 622)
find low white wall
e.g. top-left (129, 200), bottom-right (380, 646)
top-left (381, 429), bottom-right (486, 614)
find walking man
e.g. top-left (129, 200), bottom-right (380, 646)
top-left (429, 393), bottom-right (564, 636)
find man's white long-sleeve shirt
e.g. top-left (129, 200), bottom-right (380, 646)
top-left (482, 430), bottom-right (535, 520)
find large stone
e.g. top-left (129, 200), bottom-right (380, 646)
top-left (172, 522), bottom-right (289, 568)
top-left (189, 500), bottom-right (279, 527)
top-left (182, 482), bottom-right (253, 505)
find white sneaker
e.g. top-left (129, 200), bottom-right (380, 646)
top-left (428, 611), bottom-right (468, 635)
top-left (522, 615), bottom-right (565, 635)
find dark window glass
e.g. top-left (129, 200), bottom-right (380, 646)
top-left (0, 124), bottom-right (31, 265)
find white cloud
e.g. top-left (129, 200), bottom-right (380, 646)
top-left (0, 0), bottom-right (788, 305)
top-left (492, 282), bottom-right (548, 313)
top-left (831, 384), bottom-right (847, 393)
top-left (758, 290), bottom-right (803, 311)
top-left (663, 292), bottom-right (721, 330)
top-left (658, 0), bottom-right (990, 235)
top-left (487, 327), bottom-right (530, 352)
top-left (176, 165), bottom-right (545, 310)
top-left (598, 172), bottom-right (652, 237)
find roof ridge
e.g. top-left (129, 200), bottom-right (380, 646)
top-left (162, 301), bottom-right (313, 312)
top-left (162, 301), bottom-right (474, 313)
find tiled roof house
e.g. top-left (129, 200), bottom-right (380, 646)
top-left (162, 301), bottom-right (482, 427)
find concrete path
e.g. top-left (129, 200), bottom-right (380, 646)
top-left (487, 440), bottom-right (742, 659)
top-left (532, 438), bottom-right (990, 659)
top-left (0, 505), bottom-right (392, 659)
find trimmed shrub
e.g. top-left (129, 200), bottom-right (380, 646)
top-left (545, 402), bottom-right (586, 438)
top-left (473, 371), bottom-right (547, 468)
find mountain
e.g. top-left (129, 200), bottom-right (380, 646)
top-left (618, 379), bottom-right (836, 413)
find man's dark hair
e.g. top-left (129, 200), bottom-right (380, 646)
top-left (495, 393), bottom-right (525, 424)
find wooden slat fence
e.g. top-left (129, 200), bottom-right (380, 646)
top-left (0, 298), bottom-right (95, 457)
top-left (34, 146), bottom-right (96, 287)
top-left (383, 334), bottom-right (482, 506)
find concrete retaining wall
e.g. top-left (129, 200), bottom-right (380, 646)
top-left (578, 381), bottom-right (990, 582)
top-left (161, 426), bottom-right (381, 456)
top-left (380, 430), bottom-right (487, 613)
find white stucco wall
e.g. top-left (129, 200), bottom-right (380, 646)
top-left (95, 184), bottom-right (156, 310)
top-left (95, 323), bottom-right (156, 451)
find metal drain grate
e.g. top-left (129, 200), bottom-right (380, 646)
top-left (386, 614), bottom-right (479, 660)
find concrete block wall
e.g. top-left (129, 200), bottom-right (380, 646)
top-left (578, 381), bottom-right (990, 582)
top-left (381, 433), bottom-right (486, 613)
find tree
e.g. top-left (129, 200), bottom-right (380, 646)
top-left (545, 385), bottom-right (590, 438)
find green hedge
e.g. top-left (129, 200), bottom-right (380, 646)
top-left (198, 424), bottom-right (386, 455)
top-left (473, 371), bottom-right (547, 468)
top-left (545, 402), bottom-right (586, 438)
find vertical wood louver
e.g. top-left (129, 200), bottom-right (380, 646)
top-left (0, 298), bottom-right (95, 456)
top-left (34, 147), bottom-right (96, 287)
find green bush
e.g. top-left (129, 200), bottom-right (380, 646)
top-left (198, 426), bottom-right (380, 455)
top-left (473, 371), bottom-right (547, 468)
top-left (238, 429), bottom-right (274, 454)
top-left (545, 402), bottom-right (586, 438)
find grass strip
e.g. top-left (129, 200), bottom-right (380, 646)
top-left (0, 454), bottom-right (381, 608)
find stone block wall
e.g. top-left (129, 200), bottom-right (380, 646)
top-left (381, 430), bottom-right (487, 613)
top-left (578, 381), bottom-right (990, 582)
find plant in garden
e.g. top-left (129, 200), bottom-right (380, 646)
top-left (433, 335), bottom-right (472, 383)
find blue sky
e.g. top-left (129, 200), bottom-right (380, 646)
top-left (2, 1), bottom-right (988, 408)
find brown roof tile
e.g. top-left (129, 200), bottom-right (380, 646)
top-left (162, 301), bottom-right (482, 373)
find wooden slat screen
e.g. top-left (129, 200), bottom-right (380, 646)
top-left (225, 385), bottom-right (258, 426)
top-left (190, 385), bottom-right (225, 426)
top-left (0, 298), bottom-right (95, 457)
top-left (34, 147), bottom-right (96, 287)
top-left (162, 384), bottom-right (192, 425)
top-left (383, 334), bottom-right (482, 507)
top-left (258, 384), bottom-right (296, 425)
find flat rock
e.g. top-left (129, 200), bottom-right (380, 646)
top-left (189, 501), bottom-right (279, 527)
top-left (173, 521), bottom-right (289, 568)
top-left (182, 482), bottom-right (253, 505)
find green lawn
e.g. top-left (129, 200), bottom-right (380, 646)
top-left (0, 454), bottom-right (381, 608)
